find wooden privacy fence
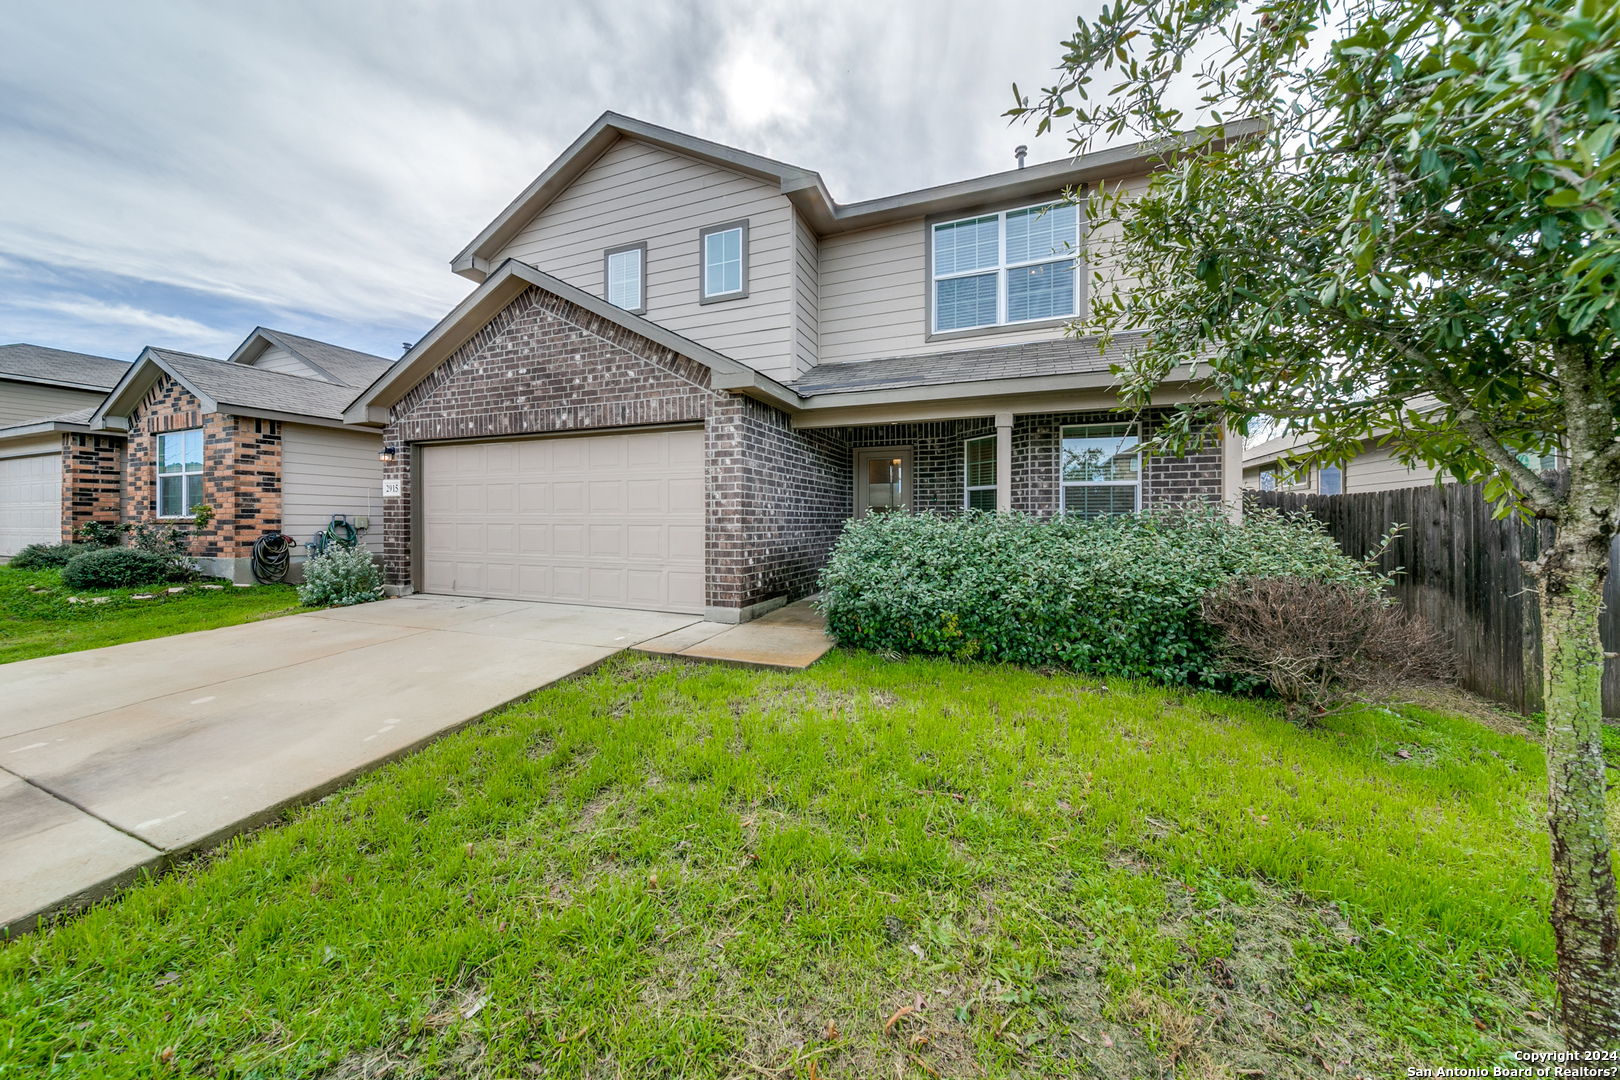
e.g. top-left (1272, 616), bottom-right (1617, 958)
top-left (1252, 483), bottom-right (1620, 717)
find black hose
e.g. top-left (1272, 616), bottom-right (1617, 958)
top-left (251, 531), bottom-right (294, 583)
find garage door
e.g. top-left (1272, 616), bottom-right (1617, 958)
top-left (422, 429), bottom-right (705, 613)
top-left (0, 453), bottom-right (62, 557)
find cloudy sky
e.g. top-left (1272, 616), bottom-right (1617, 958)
top-left (0, 0), bottom-right (1107, 364)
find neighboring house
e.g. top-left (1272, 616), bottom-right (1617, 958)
top-left (0, 328), bottom-right (395, 576)
top-left (0, 343), bottom-right (129, 426)
top-left (0, 344), bottom-right (130, 557)
top-left (345, 112), bottom-right (1246, 621)
top-left (1242, 429), bottom-right (1557, 495)
top-left (1240, 433), bottom-right (1430, 495)
top-left (87, 329), bottom-right (395, 581)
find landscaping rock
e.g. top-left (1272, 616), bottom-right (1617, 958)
top-left (90, 597), bottom-right (111, 605)
top-left (233, 583), bottom-right (253, 588)
top-left (200, 584), bottom-right (224, 590)
top-left (131, 594), bottom-right (155, 600)
top-left (167, 587), bottom-right (186, 594)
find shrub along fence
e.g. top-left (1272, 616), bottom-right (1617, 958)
top-left (1252, 482), bottom-right (1620, 717)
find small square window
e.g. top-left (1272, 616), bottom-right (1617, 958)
top-left (604, 242), bottom-right (646, 314)
top-left (699, 221), bottom-right (748, 302)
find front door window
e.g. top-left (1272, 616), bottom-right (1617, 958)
top-left (855, 448), bottom-right (913, 515)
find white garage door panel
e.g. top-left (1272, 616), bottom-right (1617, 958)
top-left (0, 453), bottom-right (62, 557)
top-left (422, 429), bottom-right (705, 614)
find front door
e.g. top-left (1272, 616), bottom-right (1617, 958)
top-left (854, 447), bottom-right (913, 516)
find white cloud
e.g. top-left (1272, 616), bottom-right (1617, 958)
top-left (0, 0), bottom-right (1109, 356)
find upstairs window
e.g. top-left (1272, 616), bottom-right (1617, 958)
top-left (965, 435), bottom-right (997, 510)
top-left (932, 202), bottom-right (1079, 334)
top-left (156, 428), bottom-right (206, 518)
top-left (1061, 423), bottom-right (1139, 518)
top-left (699, 220), bottom-right (748, 302)
top-left (604, 242), bottom-right (646, 314)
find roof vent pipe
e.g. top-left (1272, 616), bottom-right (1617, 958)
top-left (1015, 145), bottom-right (1027, 169)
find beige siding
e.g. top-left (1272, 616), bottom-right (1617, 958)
top-left (280, 424), bottom-right (384, 553)
top-left (0, 379), bottom-right (106, 426)
top-left (493, 138), bottom-right (799, 380)
top-left (1346, 445), bottom-right (1440, 492)
top-left (1083, 173), bottom-right (1151, 324)
top-left (247, 345), bottom-right (327, 381)
top-left (791, 210), bottom-right (819, 375)
top-left (817, 216), bottom-right (1076, 365)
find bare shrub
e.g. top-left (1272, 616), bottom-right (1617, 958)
top-left (1201, 577), bottom-right (1454, 721)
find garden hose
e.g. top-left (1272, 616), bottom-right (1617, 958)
top-left (250, 531), bottom-right (295, 583)
top-left (324, 515), bottom-right (359, 549)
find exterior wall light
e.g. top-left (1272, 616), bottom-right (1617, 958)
top-left (379, 446), bottom-right (397, 463)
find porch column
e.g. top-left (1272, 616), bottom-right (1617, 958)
top-left (995, 411), bottom-right (1013, 513)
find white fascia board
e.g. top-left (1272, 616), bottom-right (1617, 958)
top-left (787, 368), bottom-right (1203, 426)
top-left (0, 417), bottom-right (95, 439)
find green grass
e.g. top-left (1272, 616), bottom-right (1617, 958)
top-left (0, 566), bottom-right (303, 663)
top-left (0, 652), bottom-right (1560, 1077)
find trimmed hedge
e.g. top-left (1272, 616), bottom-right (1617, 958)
top-left (817, 506), bottom-right (1376, 687)
top-left (61, 548), bottom-right (175, 589)
top-left (9, 543), bottom-right (96, 571)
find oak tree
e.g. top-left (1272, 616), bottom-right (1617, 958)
top-left (1013, 0), bottom-right (1620, 1046)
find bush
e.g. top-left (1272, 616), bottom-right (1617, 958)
top-left (61, 548), bottom-right (175, 589)
top-left (9, 543), bottom-right (96, 571)
top-left (297, 545), bottom-right (382, 607)
top-left (817, 506), bottom-right (1376, 686)
top-left (1201, 577), bottom-right (1455, 721)
top-left (74, 520), bottom-right (130, 547)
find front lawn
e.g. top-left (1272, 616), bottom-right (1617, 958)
top-left (0, 566), bottom-right (303, 664)
top-left (0, 652), bottom-right (1558, 1077)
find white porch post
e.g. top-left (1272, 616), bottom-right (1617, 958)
top-left (995, 411), bottom-right (1014, 513)
top-left (1221, 419), bottom-right (1243, 523)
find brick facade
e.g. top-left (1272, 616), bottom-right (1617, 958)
top-left (124, 375), bottom-right (282, 558)
top-left (380, 284), bottom-right (1227, 614)
top-left (59, 432), bottom-right (125, 542)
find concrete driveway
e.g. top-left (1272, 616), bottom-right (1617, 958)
top-left (0, 595), bottom-right (701, 936)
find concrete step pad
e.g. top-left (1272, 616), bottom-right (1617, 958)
top-left (658, 599), bottom-right (833, 671)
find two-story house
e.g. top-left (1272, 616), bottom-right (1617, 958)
top-left (348, 113), bottom-right (1243, 622)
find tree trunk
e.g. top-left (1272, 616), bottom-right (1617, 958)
top-left (1540, 517), bottom-right (1620, 1048)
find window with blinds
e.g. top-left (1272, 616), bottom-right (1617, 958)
top-left (965, 435), bottom-right (996, 510)
top-left (932, 202), bottom-right (1079, 333)
top-left (1060, 423), bottom-right (1139, 518)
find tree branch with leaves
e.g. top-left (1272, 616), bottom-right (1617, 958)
top-left (1013, 0), bottom-right (1620, 1047)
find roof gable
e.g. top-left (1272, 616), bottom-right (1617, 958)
top-left (226, 327), bottom-right (395, 390)
top-left (94, 345), bottom-right (369, 430)
top-left (452, 112), bottom-right (1267, 281)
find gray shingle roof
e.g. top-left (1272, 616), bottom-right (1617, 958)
top-left (786, 332), bottom-right (1145, 396)
top-left (0, 343), bottom-right (130, 389)
top-left (152, 348), bottom-right (363, 419)
top-left (260, 330), bottom-right (395, 389)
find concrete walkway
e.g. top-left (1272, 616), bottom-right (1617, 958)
top-left (634, 597), bottom-right (835, 670)
top-left (0, 595), bottom-right (701, 936)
